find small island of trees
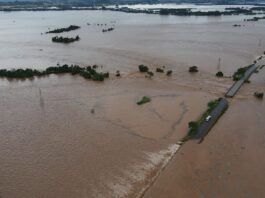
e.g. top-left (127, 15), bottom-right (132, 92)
top-left (189, 66), bottom-right (198, 73)
top-left (137, 96), bottom-right (151, 105)
top-left (166, 70), bottom-right (172, 76)
top-left (244, 16), bottom-right (265, 22)
top-left (138, 65), bottom-right (172, 77)
top-left (46, 25), bottom-right (80, 34)
top-left (138, 65), bottom-right (149, 72)
top-left (156, 67), bottom-right (164, 73)
top-left (216, 71), bottom-right (224, 77)
top-left (254, 92), bottom-right (264, 99)
top-left (52, 36), bottom-right (80, 43)
top-left (102, 27), bottom-right (114, 33)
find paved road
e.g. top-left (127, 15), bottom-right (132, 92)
top-left (225, 64), bottom-right (258, 98)
top-left (188, 59), bottom-right (262, 142)
top-left (193, 98), bottom-right (229, 142)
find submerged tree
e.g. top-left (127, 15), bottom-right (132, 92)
top-left (189, 66), bottom-right (198, 73)
top-left (138, 65), bottom-right (149, 72)
top-left (216, 71), bottom-right (224, 77)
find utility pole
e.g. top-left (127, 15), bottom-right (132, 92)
top-left (217, 57), bottom-right (221, 71)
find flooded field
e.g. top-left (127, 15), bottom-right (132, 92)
top-left (143, 64), bottom-right (265, 198)
top-left (0, 10), bottom-right (264, 198)
top-left (0, 10), bottom-right (264, 74)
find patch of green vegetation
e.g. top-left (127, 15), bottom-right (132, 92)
top-left (46, 25), bottom-right (80, 34)
top-left (91, 73), bottom-right (105, 81)
top-left (138, 65), bottom-right (149, 72)
top-left (254, 92), bottom-right (264, 99)
top-left (92, 65), bottom-right (98, 69)
top-left (0, 68), bottom-right (42, 78)
top-left (102, 27), bottom-right (114, 32)
top-left (156, 68), bottom-right (164, 73)
top-left (216, 71), bottom-right (224, 77)
top-left (0, 64), bottom-right (109, 82)
top-left (181, 99), bottom-right (220, 142)
top-left (146, 71), bottom-right (154, 77)
top-left (232, 65), bottom-right (252, 81)
top-left (116, 70), bottom-right (120, 77)
top-left (189, 66), bottom-right (198, 73)
top-left (52, 35), bottom-right (80, 43)
top-left (137, 96), bottom-right (151, 105)
top-left (166, 70), bottom-right (172, 76)
top-left (244, 16), bottom-right (265, 21)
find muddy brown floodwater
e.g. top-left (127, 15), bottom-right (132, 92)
top-left (0, 10), bottom-right (264, 198)
top-left (143, 60), bottom-right (265, 198)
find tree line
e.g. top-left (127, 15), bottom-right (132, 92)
top-left (46, 25), bottom-right (80, 34)
top-left (52, 36), bottom-right (80, 43)
top-left (0, 64), bottom-right (109, 81)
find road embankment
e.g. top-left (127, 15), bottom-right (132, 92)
top-left (193, 98), bottom-right (229, 142)
top-left (225, 64), bottom-right (258, 98)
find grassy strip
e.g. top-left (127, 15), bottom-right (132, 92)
top-left (46, 25), bottom-right (80, 34)
top-left (0, 64), bottom-right (109, 82)
top-left (137, 96), bottom-right (151, 105)
top-left (181, 99), bottom-right (220, 142)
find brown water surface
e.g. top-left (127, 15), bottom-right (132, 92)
top-left (0, 10), bottom-right (265, 198)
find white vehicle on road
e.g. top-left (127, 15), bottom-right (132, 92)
top-left (205, 115), bottom-right (212, 122)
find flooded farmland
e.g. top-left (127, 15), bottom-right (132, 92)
top-left (0, 10), bottom-right (264, 198)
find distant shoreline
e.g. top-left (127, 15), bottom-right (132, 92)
top-left (0, 3), bottom-right (265, 17)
